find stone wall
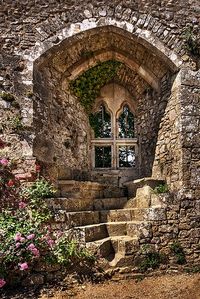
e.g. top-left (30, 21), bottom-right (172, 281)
top-left (0, 0), bottom-right (200, 276)
top-left (145, 193), bottom-right (200, 265)
top-left (0, 0), bottom-right (200, 247)
top-left (1, 1), bottom-right (199, 183)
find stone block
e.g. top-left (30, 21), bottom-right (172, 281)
top-left (106, 222), bottom-right (127, 236)
top-left (82, 223), bottom-right (108, 242)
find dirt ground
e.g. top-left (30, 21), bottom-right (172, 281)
top-left (39, 273), bottom-right (200, 299)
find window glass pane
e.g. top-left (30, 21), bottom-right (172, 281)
top-left (118, 105), bottom-right (134, 138)
top-left (95, 146), bottom-right (112, 168)
top-left (119, 146), bottom-right (135, 168)
top-left (90, 105), bottom-right (111, 138)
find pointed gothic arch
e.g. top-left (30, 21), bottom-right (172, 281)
top-left (32, 24), bottom-right (183, 188)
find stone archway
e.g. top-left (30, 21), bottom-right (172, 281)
top-left (33, 24), bottom-right (181, 188)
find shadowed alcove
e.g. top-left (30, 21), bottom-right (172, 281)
top-left (33, 25), bottom-right (178, 185)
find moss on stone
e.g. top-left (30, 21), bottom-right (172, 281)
top-left (0, 92), bottom-right (15, 102)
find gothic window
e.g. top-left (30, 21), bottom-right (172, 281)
top-left (90, 104), bottom-right (111, 138)
top-left (91, 101), bottom-right (137, 169)
top-left (118, 105), bottom-right (134, 138)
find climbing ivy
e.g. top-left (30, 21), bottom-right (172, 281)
top-left (70, 60), bottom-right (122, 113)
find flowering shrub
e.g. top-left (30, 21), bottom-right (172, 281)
top-left (24, 178), bottom-right (56, 200)
top-left (0, 140), bottom-right (94, 288)
top-left (0, 204), bottom-right (94, 288)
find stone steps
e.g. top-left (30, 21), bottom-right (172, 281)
top-left (50, 177), bottom-right (164, 269)
top-left (57, 180), bottom-right (126, 198)
top-left (52, 208), bottom-right (148, 227)
top-left (45, 197), bottom-right (128, 212)
top-left (75, 221), bottom-right (143, 242)
top-left (94, 197), bottom-right (128, 210)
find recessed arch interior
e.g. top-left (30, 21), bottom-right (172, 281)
top-left (33, 24), bottom-right (178, 183)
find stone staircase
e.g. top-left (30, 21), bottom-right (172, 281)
top-left (45, 178), bottom-right (164, 268)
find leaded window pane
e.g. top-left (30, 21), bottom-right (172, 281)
top-left (95, 146), bottom-right (112, 168)
top-left (91, 105), bottom-right (111, 138)
top-left (119, 145), bottom-right (135, 168)
top-left (118, 105), bottom-right (134, 138)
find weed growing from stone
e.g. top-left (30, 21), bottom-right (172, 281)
top-left (170, 241), bottom-right (186, 265)
top-left (154, 183), bottom-right (169, 194)
top-left (0, 92), bottom-right (15, 103)
top-left (139, 245), bottom-right (164, 272)
top-left (9, 116), bottom-right (24, 132)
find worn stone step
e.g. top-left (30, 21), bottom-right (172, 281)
top-left (86, 235), bottom-right (139, 261)
top-left (110, 235), bottom-right (139, 255)
top-left (75, 223), bottom-right (108, 242)
top-left (45, 197), bottom-right (94, 212)
top-left (100, 208), bottom-right (147, 223)
top-left (46, 197), bottom-right (128, 212)
top-left (109, 254), bottom-right (135, 268)
top-left (52, 210), bottom-right (100, 226)
top-left (93, 197), bottom-right (128, 210)
top-left (103, 185), bottom-right (126, 198)
top-left (52, 208), bottom-right (148, 226)
top-left (57, 180), bottom-right (126, 199)
top-left (57, 180), bottom-right (105, 199)
top-left (75, 220), bottom-right (144, 242)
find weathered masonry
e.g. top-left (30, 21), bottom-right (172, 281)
top-left (0, 1), bottom-right (200, 266)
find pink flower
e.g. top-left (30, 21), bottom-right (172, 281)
top-left (0, 278), bottom-right (6, 288)
top-left (14, 233), bottom-right (25, 242)
top-left (0, 158), bottom-right (8, 166)
top-left (19, 201), bottom-right (27, 209)
top-left (47, 239), bottom-right (54, 247)
top-left (31, 248), bottom-right (40, 257)
top-left (27, 243), bottom-right (40, 257)
top-left (27, 233), bottom-right (35, 240)
top-left (19, 262), bottom-right (28, 271)
top-left (16, 242), bottom-right (21, 248)
top-left (27, 243), bottom-right (35, 250)
top-left (14, 232), bottom-right (22, 241)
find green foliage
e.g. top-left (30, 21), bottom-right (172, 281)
top-left (21, 178), bottom-right (56, 224)
top-left (185, 266), bottom-right (200, 273)
top-left (139, 252), bottom-right (161, 272)
top-left (0, 92), bottom-right (15, 102)
top-left (170, 241), bottom-right (186, 265)
top-left (10, 116), bottom-right (24, 132)
top-left (70, 60), bottom-right (122, 113)
top-left (183, 26), bottom-right (199, 56)
top-left (25, 178), bottom-right (56, 200)
top-left (154, 183), bottom-right (169, 194)
top-left (139, 245), bottom-right (163, 272)
top-left (0, 177), bottom-right (95, 287)
top-left (53, 236), bottom-right (95, 266)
